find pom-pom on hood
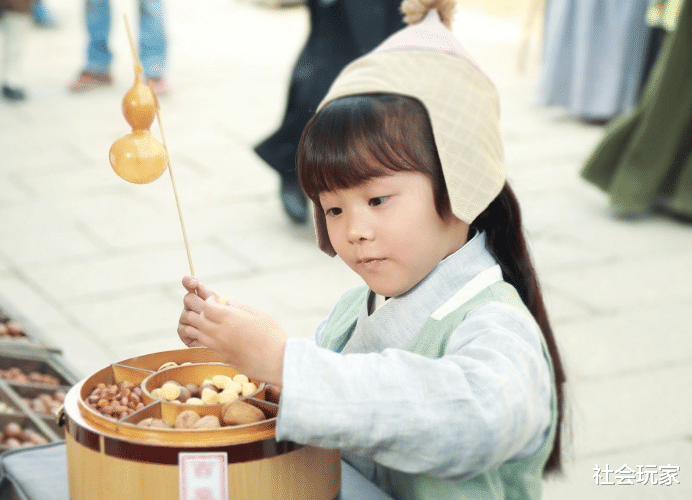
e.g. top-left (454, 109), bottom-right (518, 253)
top-left (401, 0), bottom-right (457, 29)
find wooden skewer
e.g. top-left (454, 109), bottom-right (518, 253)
top-left (123, 15), bottom-right (142, 76)
top-left (152, 97), bottom-right (195, 277)
top-left (123, 14), bottom-right (195, 276)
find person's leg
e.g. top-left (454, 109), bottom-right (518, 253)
top-left (70, 0), bottom-right (113, 91)
top-left (139, 0), bottom-right (167, 93)
top-left (85, 0), bottom-right (112, 74)
top-left (1, 10), bottom-right (31, 100)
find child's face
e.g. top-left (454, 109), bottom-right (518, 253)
top-left (319, 171), bottom-right (469, 297)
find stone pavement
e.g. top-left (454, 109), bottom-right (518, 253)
top-left (1, 1), bottom-right (691, 498)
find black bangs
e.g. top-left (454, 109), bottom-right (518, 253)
top-left (297, 93), bottom-right (440, 203)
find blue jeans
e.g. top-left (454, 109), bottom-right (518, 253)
top-left (85, 0), bottom-right (167, 78)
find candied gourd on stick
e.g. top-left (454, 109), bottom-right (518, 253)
top-left (108, 32), bottom-right (167, 184)
top-left (108, 14), bottom-right (194, 276)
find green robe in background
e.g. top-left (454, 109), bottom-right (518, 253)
top-left (581, 0), bottom-right (692, 218)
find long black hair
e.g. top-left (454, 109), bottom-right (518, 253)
top-left (297, 93), bottom-right (566, 474)
top-left (473, 183), bottom-right (567, 474)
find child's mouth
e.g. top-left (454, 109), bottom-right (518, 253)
top-left (356, 257), bottom-right (386, 271)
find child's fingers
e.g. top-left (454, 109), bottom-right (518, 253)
top-left (182, 275), bottom-right (199, 292)
top-left (179, 305), bottom-right (201, 329)
top-left (177, 322), bottom-right (209, 348)
top-left (202, 296), bottom-right (244, 324)
top-left (182, 275), bottom-right (216, 301)
top-left (183, 291), bottom-right (206, 314)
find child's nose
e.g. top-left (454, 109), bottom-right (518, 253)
top-left (346, 213), bottom-right (374, 243)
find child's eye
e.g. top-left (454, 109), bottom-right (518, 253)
top-left (325, 207), bottom-right (342, 216)
top-left (369, 196), bottom-right (388, 206)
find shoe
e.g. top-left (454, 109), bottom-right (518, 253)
top-left (69, 71), bottom-right (112, 92)
top-left (2, 85), bottom-right (26, 101)
top-left (280, 178), bottom-right (308, 224)
top-left (147, 77), bottom-right (169, 95)
top-left (580, 117), bottom-right (610, 127)
top-left (652, 198), bottom-right (692, 224)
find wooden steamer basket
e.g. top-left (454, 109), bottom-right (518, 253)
top-left (61, 348), bottom-right (341, 500)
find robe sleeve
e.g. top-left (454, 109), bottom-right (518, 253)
top-left (275, 302), bottom-right (553, 480)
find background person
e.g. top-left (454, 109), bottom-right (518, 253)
top-left (535, 0), bottom-right (651, 124)
top-left (69, 0), bottom-right (169, 94)
top-left (581, 0), bottom-right (691, 220)
top-left (254, 0), bottom-right (404, 223)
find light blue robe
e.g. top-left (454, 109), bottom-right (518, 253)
top-left (277, 232), bottom-right (552, 485)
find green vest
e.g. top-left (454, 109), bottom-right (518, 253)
top-left (320, 281), bottom-right (557, 500)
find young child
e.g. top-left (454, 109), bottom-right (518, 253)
top-left (178, 1), bottom-right (566, 498)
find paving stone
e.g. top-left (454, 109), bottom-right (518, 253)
top-left (66, 289), bottom-right (184, 342)
top-left (541, 285), bottom-right (596, 325)
top-left (19, 240), bottom-right (250, 301)
top-left (0, 256), bottom-right (11, 276)
top-left (0, 225), bottom-right (103, 266)
top-left (107, 328), bottom-right (191, 362)
top-left (0, 276), bottom-right (70, 329)
top-left (0, 199), bottom-right (76, 234)
top-left (554, 301), bottom-right (692, 381)
top-left (41, 323), bottom-right (117, 380)
top-left (542, 251), bottom-right (692, 314)
top-left (568, 363), bottom-right (692, 458)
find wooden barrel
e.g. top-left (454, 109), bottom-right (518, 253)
top-left (61, 348), bottom-right (341, 500)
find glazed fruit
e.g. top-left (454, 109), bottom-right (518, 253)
top-left (122, 72), bottom-right (156, 131)
top-left (109, 67), bottom-right (168, 184)
top-left (109, 130), bottom-right (167, 184)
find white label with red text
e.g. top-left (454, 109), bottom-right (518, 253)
top-left (179, 452), bottom-right (228, 500)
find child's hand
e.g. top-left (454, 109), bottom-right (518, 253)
top-left (198, 297), bottom-right (287, 387)
top-left (177, 275), bottom-right (217, 348)
top-left (177, 276), bottom-right (287, 386)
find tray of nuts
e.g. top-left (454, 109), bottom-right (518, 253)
top-left (0, 354), bottom-right (75, 447)
top-left (0, 412), bottom-right (58, 453)
top-left (13, 385), bottom-right (69, 438)
top-left (0, 352), bottom-right (76, 389)
top-left (71, 348), bottom-right (278, 446)
top-left (0, 317), bottom-right (28, 344)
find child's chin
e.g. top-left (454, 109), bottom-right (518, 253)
top-left (367, 283), bottom-right (403, 298)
